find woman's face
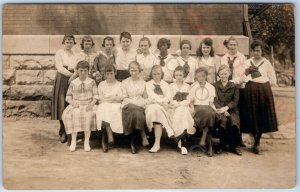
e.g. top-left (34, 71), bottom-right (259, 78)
top-left (227, 40), bottom-right (238, 53)
top-left (201, 43), bottom-right (211, 56)
top-left (78, 67), bottom-right (89, 80)
top-left (129, 64), bottom-right (140, 78)
top-left (152, 68), bottom-right (162, 82)
top-left (104, 40), bottom-right (114, 53)
top-left (139, 40), bottom-right (150, 53)
top-left (83, 40), bottom-right (93, 51)
top-left (181, 44), bottom-right (191, 56)
top-left (252, 46), bottom-right (262, 59)
top-left (105, 71), bottom-right (116, 81)
top-left (159, 43), bottom-right (168, 53)
top-left (218, 69), bottom-right (230, 82)
top-left (121, 37), bottom-right (131, 50)
top-left (174, 70), bottom-right (184, 82)
top-left (196, 71), bottom-right (207, 84)
top-left (64, 38), bottom-right (75, 50)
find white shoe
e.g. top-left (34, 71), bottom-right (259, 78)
top-left (181, 147), bottom-right (188, 155)
top-left (149, 145), bottom-right (160, 153)
top-left (84, 143), bottom-right (91, 152)
top-left (69, 143), bottom-right (76, 152)
top-left (178, 140), bottom-right (182, 149)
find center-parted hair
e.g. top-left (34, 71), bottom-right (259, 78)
top-left (173, 66), bottom-right (185, 78)
top-left (157, 38), bottom-right (171, 49)
top-left (105, 64), bottom-right (117, 73)
top-left (76, 60), bottom-right (90, 70)
top-left (102, 36), bottom-right (115, 47)
top-left (139, 37), bottom-right (152, 48)
top-left (196, 37), bottom-right (215, 57)
top-left (149, 65), bottom-right (164, 80)
top-left (62, 35), bottom-right (76, 45)
top-left (223, 36), bottom-right (238, 49)
top-left (128, 61), bottom-right (142, 72)
top-left (180, 40), bottom-right (192, 50)
top-left (195, 67), bottom-right (208, 77)
top-left (120, 32), bottom-right (132, 42)
top-left (80, 35), bottom-right (95, 50)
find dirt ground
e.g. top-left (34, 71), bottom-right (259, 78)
top-left (2, 118), bottom-right (296, 190)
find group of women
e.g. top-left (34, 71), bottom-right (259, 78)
top-left (51, 32), bottom-right (278, 156)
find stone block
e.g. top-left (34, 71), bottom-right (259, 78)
top-left (44, 70), bottom-right (57, 85)
top-left (42, 100), bottom-right (52, 117)
top-left (2, 69), bottom-right (16, 85)
top-left (10, 85), bottom-right (53, 100)
top-left (16, 70), bottom-right (43, 85)
top-left (5, 100), bottom-right (44, 117)
top-left (10, 55), bottom-right (55, 70)
top-left (2, 85), bottom-right (11, 99)
top-left (2, 55), bottom-right (10, 69)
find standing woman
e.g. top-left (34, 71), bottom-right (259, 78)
top-left (96, 65), bottom-right (123, 152)
top-left (121, 61), bottom-right (150, 154)
top-left (51, 35), bottom-right (77, 143)
top-left (115, 32), bottom-right (137, 81)
top-left (220, 36), bottom-right (247, 147)
top-left (155, 38), bottom-right (179, 83)
top-left (145, 65), bottom-right (174, 153)
top-left (243, 40), bottom-right (278, 154)
top-left (136, 37), bottom-right (157, 81)
top-left (177, 40), bottom-right (198, 85)
top-left (196, 37), bottom-right (221, 84)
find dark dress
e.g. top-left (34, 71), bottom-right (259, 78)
top-left (214, 81), bottom-right (240, 147)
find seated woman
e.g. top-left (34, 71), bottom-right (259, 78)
top-left (155, 38), bottom-right (179, 83)
top-left (243, 40), bottom-right (278, 154)
top-left (136, 37), bottom-right (157, 81)
top-left (169, 66), bottom-right (196, 155)
top-left (92, 36), bottom-right (116, 85)
top-left (96, 65), bottom-right (123, 153)
top-left (62, 60), bottom-right (98, 152)
top-left (121, 61), bottom-right (150, 154)
top-left (214, 65), bottom-right (242, 156)
top-left (188, 67), bottom-right (217, 157)
top-left (145, 65), bottom-right (174, 153)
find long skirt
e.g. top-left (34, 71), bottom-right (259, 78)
top-left (242, 81), bottom-right (278, 134)
top-left (193, 105), bottom-right (216, 132)
top-left (216, 111), bottom-right (240, 130)
top-left (238, 88), bottom-right (247, 131)
top-left (145, 104), bottom-right (174, 137)
top-left (116, 70), bottom-right (130, 81)
top-left (51, 72), bottom-right (70, 120)
top-left (62, 104), bottom-right (97, 134)
top-left (122, 103), bottom-right (147, 135)
top-left (168, 106), bottom-right (196, 138)
top-left (96, 103), bottom-right (123, 134)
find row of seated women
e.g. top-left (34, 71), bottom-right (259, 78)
top-left (51, 33), bottom-right (278, 156)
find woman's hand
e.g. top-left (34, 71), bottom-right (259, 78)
top-left (71, 101), bottom-right (79, 108)
top-left (85, 104), bottom-right (94, 112)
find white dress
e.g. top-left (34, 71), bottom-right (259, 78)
top-left (145, 79), bottom-right (174, 137)
top-left (177, 56), bottom-right (198, 84)
top-left (136, 52), bottom-right (157, 81)
top-left (168, 82), bottom-right (196, 137)
top-left (96, 80), bottom-right (124, 134)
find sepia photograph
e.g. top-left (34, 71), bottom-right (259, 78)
top-left (1, 3), bottom-right (296, 189)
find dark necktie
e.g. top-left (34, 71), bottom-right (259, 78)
top-left (159, 55), bottom-right (167, 67)
top-left (153, 84), bottom-right (163, 95)
top-left (227, 57), bottom-right (237, 80)
top-left (183, 60), bottom-right (190, 78)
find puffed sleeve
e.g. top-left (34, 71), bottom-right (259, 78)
top-left (266, 60), bottom-right (277, 86)
top-left (55, 50), bottom-right (73, 77)
top-left (209, 84), bottom-right (216, 103)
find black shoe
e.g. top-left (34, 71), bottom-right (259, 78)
top-left (59, 132), bottom-right (67, 143)
top-left (101, 132), bottom-right (108, 153)
top-left (130, 135), bottom-right (137, 154)
top-left (230, 148), bottom-right (242, 156)
top-left (215, 147), bottom-right (223, 155)
top-left (252, 146), bottom-right (260, 154)
top-left (238, 142), bottom-right (246, 147)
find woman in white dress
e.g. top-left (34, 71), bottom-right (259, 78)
top-left (145, 65), bottom-right (174, 153)
top-left (196, 37), bottom-right (221, 84)
top-left (136, 37), bottom-right (157, 81)
top-left (121, 61), bottom-right (150, 154)
top-left (96, 65), bottom-right (123, 152)
top-left (176, 40), bottom-right (198, 85)
top-left (168, 66), bottom-right (196, 155)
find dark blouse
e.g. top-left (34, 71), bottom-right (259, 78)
top-left (213, 80), bottom-right (239, 112)
top-left (92, 52), bottom-right (115, 75)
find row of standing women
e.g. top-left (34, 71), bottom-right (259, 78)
top-left (51, 33), bottom-right (278, 156)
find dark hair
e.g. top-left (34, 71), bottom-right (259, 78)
top-left (128, 61), bottom-right (142, 72)
top-left (102, 36), bottom-right (115, 47)
top-left (196, 37), bottom-right (215, 57)
top-left (173, 66), bottom-right (185, 78)
top-left (62, 35), bottom-right (76, 45)
top-left (251, 40), bottom-right (264, 51)
top-left (195, 67), bottom-right (208, 77)
top-left (223, 36), bottom-right (238, 49)
top-left (180, 40), bottom-right (192, 50)
top-left (149, 65), bottom-right (164, 80)
top-left (120, 32), bottom-right (132, 42)
top-left (139, 37), bottom-right (152, 48)
top-left (80, 35), bottom-right (95, 50)
top-left (105, 64), bottom-right (117, 73)
top-left (157, 38), bottom-right (171, 49)
top-left (76, 60), bottom-right (89, 70)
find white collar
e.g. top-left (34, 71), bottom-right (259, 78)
top-left (73, 77), bottom-right (93, 85)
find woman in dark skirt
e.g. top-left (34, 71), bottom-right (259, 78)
top-left (243, 40), bottom-right (278, 154)
top-left (214, 65), bottom-right (242, 156)
top-left (51, 35), bottom-right (77, 143)
top-left (121, 61), bottom-right (150, 154)
top-left (188, 67), bottom-right (217, 157)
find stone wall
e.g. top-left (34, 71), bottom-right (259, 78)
top-left (2, 35), bottom-right (249, 118)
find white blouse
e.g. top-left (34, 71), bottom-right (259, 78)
top-left (136, 52), bottom-right (157, 80)
top-left (169, 82), bottom-right (191, 106)
top-left (177, 56), bottom-right (198, 83)
top-left (121, 77), bottom-right (148, 107)
top-left (155, 54), bottom-right (179, 83)
top-left (188, 81), bottom-right (216, 106)
top-left (98, 80), bottom-right (123, 101)
top-left (115, 47), bottom-right (136, 70)
top-left (55, 49), bottom-right (77, 77)
top-left (244, 57), bottom-right (277, 86)
top-left (146, 79), bottom-right (171, 103)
